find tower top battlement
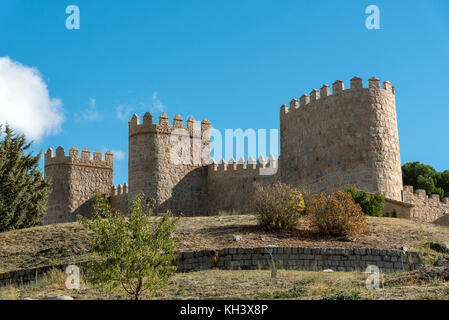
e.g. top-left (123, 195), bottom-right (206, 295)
top-left (44, 146), bottom-right (113, 169)
top-left (281, 76), bottom-right (395, 115)
top-left (128, 112), bottom-right (211, 137)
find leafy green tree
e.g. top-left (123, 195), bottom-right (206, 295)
top-left (437, 170), bottom-right (449, 197)
top-left (402, 161), bottom-right (448, 198)
top-left (78, 192), bottom-right (180, 300)
top-left (344, 187), bottom-right (385, 217)
top-left (0, 125), bottom-right (51, 232)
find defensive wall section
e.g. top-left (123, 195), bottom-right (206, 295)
top-left (207, 156), bottom-right (278, 214)
top-left (381, 185), bottom-right (449, 223)
top-left (402, 186), bottom-right (449, 222)
top-left (109, 183), bottom-right (129, 215)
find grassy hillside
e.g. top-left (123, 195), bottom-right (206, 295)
top-left (1, 215), bottom-right (449, 273)
top-left (2, 268), bottom-right (449, 300)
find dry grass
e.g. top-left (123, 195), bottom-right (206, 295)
top-left (1, 268), bottom-right (449, 300)
top-left (1, 214), bottom-right (449, 273)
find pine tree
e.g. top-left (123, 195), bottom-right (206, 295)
top-left (0, 125), bottom-right (51, 232)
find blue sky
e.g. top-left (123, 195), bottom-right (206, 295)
top-left (0, 0), bottom-right (448, 185)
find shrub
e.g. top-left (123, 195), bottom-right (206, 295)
top-left (308, 190), bottom-right (368, 237)
top-left (250, 181), bottom-right (305, 231)
top-left (78, 192), bottom-right (180, 300)
top-left (344, 187), bottom-right (385, 217)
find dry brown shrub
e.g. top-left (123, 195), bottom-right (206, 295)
top-left (249, 181), bottom-right (305, 232)
top-left (307, 189), bottom-right (368, 237)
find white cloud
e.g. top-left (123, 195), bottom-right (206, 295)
top-left (112, 149), bottom-right (126, 161)
top-left (75, 98), bottom-right (100, 122)
top-left (0, 57), bottom-right (64, 141)
top-left (102, 146), bottom-right (126, 161)
top-left (115, 104), bottom-right (133, 121)
top-left (150, 91), bottom-right (166, 113)
top-left (115, 91), bottom-right (167, 121)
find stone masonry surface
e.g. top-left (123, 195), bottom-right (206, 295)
top-left (402, 186), bottom-right (449, 222)
top-left (44, 147), bottom-right (113, 224)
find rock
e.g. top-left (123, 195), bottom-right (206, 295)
top-left (231, 235), bottom-right (241, 241)
top-left (429, 242), bottom-right (449, 254)
top-left (323, 269), bottom-right (334, 273)
top-left (338, 235), bottom-right (354, 242)
top-left (44, 295), bottom-right (74, 300)
top-left (400, 246), bottom-right (408, 252)
top-left (182, 241), bottom-right (189, 247)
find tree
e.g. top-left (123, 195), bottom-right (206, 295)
top-left (0, 125), bottom-right (51, 232)
top-left (78, 192), bottom-right (180, 300)
top-left (402, 161), bottom-right (447, 198)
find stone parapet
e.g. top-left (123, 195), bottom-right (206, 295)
top-left (402, 185), bottom-right (449, 222)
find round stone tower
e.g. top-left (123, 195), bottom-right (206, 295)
top-left (280, 76), bottom-right (402, 200)
top-left (128, 112), bottom-right (211, 215)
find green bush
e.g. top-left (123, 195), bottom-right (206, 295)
top-left (78, 192), bottom-right (180, 300)
top-left (250, 181), bottom-right (306, 232)
top-left (344, 187), bottom-right (385, 217)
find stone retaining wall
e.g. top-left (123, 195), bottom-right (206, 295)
top-left (176, 246), bottom-right (422, 273)
top-left (0, 246), bottom-right (422, 287)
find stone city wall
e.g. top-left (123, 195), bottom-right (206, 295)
top-left (402, 185), bottom-right (449, 222)
top-left (382, 197), bottom-right (414, 219)
top-left (207, 156), bottom-right (278, 215)
top-left (109, 184), bottom-right (129, 215)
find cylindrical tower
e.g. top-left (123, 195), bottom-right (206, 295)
top-left (128, 112), bottom-right (211, 215)
top-left (280, 76), bottom-right (402, 200)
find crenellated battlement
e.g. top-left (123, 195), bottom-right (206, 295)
top-left (208, 155), bottom-right (277, 174)
top-left (403, 185), bottom-right (449, 205)
top-left (280, 76), bottom-right (395, 115)
top-left (44, 146), bottom-right (113, 169)
top-left (402, 185), bottom-right (449, 222)
top-left (128, 112), bottom-right (211, 138)
top-left (110, 183), bottom-right (129, 196)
